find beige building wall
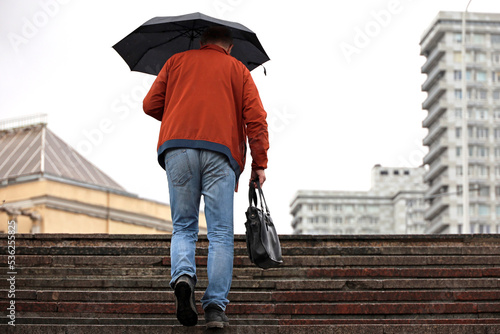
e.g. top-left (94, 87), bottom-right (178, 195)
top-left (0, 178), bottom-right (207, 234)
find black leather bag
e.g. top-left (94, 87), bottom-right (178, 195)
top-left (244, 179), bottom-right (283, 269)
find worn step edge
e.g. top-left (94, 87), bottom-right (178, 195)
top-left (2, 278), bottom-right (499, 291)
top-left (3, 290), bottom-right (500, 303)
top-left (10, 247), bottom-right (500, 257)
top-left (4, 255), bottom-right (500, 267)
top-left (5, 317), bottom-right (500, 325)
top-left (1, 301), bottom-right (499, 315)
top-left (2, 324), bottom-right (500, 334)
top-left (3, 267), bottom-right (500, 279)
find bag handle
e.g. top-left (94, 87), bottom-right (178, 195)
top-left (249, 179), bottom-right (270, 215)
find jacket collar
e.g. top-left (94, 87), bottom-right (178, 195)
top-left (200, 44), bottom-right (229, 55)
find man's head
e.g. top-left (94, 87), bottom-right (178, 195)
top-left (200, 26), bottom-right (234, 53)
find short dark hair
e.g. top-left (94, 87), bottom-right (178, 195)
top-left (200, 26), bottom-right (233, 48)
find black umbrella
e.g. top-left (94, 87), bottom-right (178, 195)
top-left (113, 12), bottom-right (270, 75)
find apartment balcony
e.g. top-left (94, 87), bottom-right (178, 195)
top-left (422, 80), bottom-right (446, 110)
top-left (424, 195), bottom-right (449, 221)
top-left (421, 42), bottom-right (445, 74)
top-left (425, 174), bottom-right (449, 200)
top-left (425, 211), bottom-right (451, 234)
top-left (422, 63), bottom-right (445, 92)
top-left (423, 119), bottom-right (446, 146)
top-left (423, 138), bottom-right (447, 165)
top-left (422, 102), bottom-right (446, 128)
top-left (423, 156), bottom-right (448, 183)
top-left (291, 216), bottom-right (302, 229)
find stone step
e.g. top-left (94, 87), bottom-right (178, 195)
top-left (4, 254), bottom-right (500, 268)
top-left (2, 277), bottom-right (499, 291)
top-left (9, 245), bottom-right (500, 256)
top-left (2, 324), bottom-right (500, 334)
top-left (3, 266), bottom-right (499, 279)
top-left (4, 233), bottom-right (500, 248)
top-left (6, 317), bottom-right (500, 325)
top-left (2, 301), bottom-right (500, 316)
top-left (3, 290), bottom-right (500, 303)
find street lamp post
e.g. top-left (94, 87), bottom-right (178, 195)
top-left (461, 0), bottom-right (473, 234)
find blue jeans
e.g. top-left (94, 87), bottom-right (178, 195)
top-left (165, 148), bottom-right (235, 311)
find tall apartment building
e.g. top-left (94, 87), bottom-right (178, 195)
top-left (420, 12), bottom-right (500, 234)
top-left (290, 166), bottom-right (427, 235)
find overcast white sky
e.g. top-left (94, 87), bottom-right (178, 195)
top-left (1, 0), bottom-right (500, 234)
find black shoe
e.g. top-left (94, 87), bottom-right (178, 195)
top-left (204, 304), bottom-right (229, 329)
top-left (174, 275), bottom-right (198, 326)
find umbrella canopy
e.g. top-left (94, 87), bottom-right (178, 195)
top-left (113, 12), bottom-right (270, 75)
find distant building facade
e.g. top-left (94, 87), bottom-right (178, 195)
top-left (420, 12), bottom-right (500, 233)
top-left (290, 166), bottom-right (427, 235)
top-left (0, 115), bottom-right (207, 234)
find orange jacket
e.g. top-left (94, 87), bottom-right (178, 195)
top-left (143, 44), bottom-right (269, 187)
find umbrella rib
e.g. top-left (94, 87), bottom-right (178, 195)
top-left (130, 24), bottom-right (206, 70)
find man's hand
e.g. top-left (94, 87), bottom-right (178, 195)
top-left (251, 169), bottom-right (266, 187)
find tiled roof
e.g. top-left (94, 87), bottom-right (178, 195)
top-left (0, 123), bottom-right (126, 193)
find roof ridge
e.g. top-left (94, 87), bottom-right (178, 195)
top-left (0, 123), bottom-right (127, 193)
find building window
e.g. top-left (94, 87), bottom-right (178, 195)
top-left (478, 90), bottom-right (488, 100)
top-left (478, 165), bottom-right (489, 177)
top-left (404, 170), bottom-right (410, 175)
top-left (454, 70), bottom-right (462, 81)
top-left (477, 127), bottom-right (489, 139)
top-left (454, 33), bottom-right (462, 43)
top-left (466, 70), bottom-right (472, 81)
top-left (456, 127), bottom-right (461, 138)
top-left (473, 34), bottom-right (485, 44)
top-left (456, 147), bottom-right (462, 157)
top-left (455, 89), bottom-right (462, 100)
top-left (476, 71), bottom-right (487, 82)
top-left (380, 170), bottom-right (388, 175)
top-left (491, 34), bottom-right (500, 44)
top-left (494, 109), bottom-right (500, 120)
top-left (476, 109), bottom-right (488, 120)
top-left (494, 91), bottom-right (500, 100)
top-left (495, 148), bottom-right (500, 158)
top-left (479, 186), bottom-right (490, 197)
top-left (479, 224), bottom-right (490, 233)
top-left (493, 53), bottom-right (500, 64)
top-left (477, 147), bottom-right (489, 158)
top-left (495, 128), bottom-right (500, 140)
top-left (475, 51), bottom-right (487, 62)
top-left (478, 204), bottom-right (490, 216)
top-left (455, 108), bottom-right (462, 118)
top-left (495, 186), bottom-right (500, 197)
top-left (334, 217), bottom-right (342, 224)
top-left (493, 71), bottom-right (500, 82)
top-left (344, 205), bottom-right (354, 213)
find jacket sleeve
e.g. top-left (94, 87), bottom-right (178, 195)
top-left (242, 71), bottom-right (269, 170)
top-left (143, 63), bottom-right (168, 121)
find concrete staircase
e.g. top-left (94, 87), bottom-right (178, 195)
top-left (1, 234), bottom-right (500, 333)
